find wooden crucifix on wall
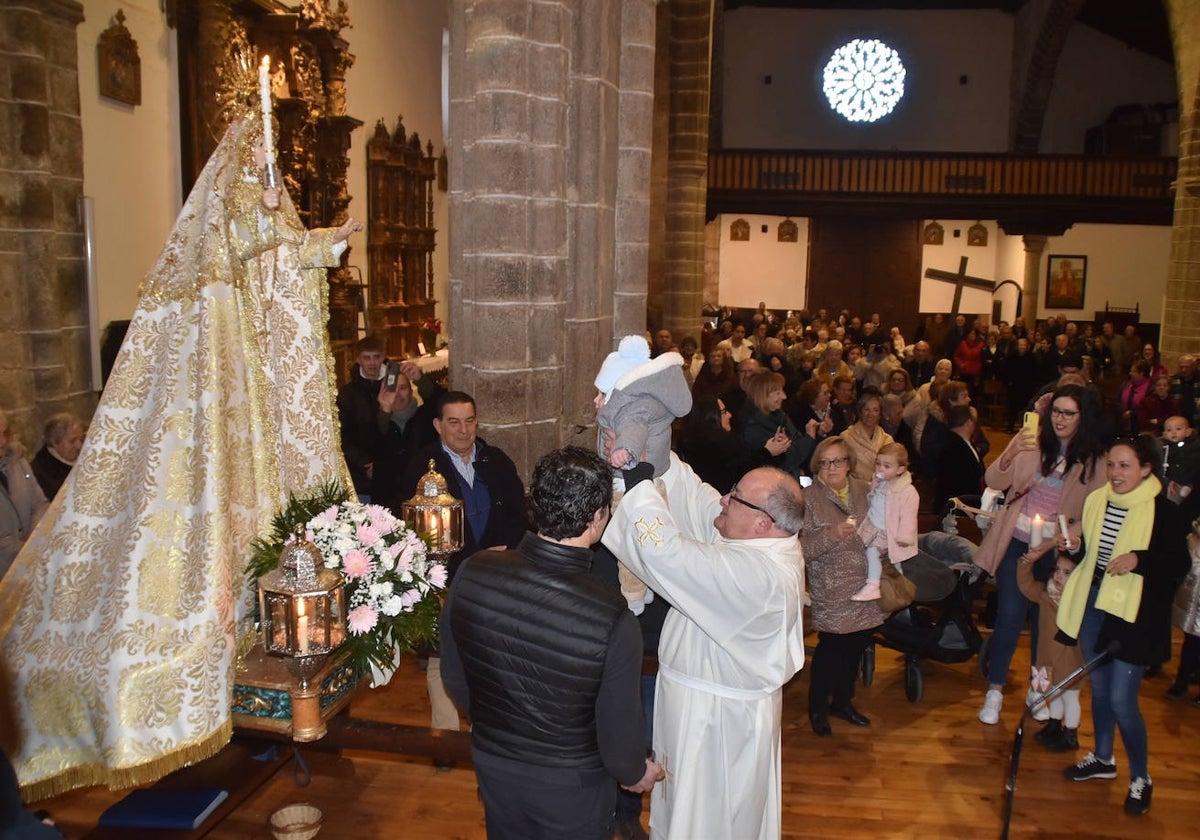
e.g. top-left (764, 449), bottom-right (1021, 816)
top-left (923, 256), bottom-right (995, 314)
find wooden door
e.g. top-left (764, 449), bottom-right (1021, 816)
top-left (807, 218), bottom-right (922, 337)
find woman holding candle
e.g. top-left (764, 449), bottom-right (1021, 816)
top-left (974, 384), bottom-right (1109, 724)
top-left (1057, 435), bottom-right (1188, 815)
top-left (801, 436), bottom-right (886, 737)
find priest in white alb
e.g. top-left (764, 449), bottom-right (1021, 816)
top-left (602, 456), bottom-right (806, 840)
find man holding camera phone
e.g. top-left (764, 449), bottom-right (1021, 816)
top-left (336, 336), bottom-right (440, 503)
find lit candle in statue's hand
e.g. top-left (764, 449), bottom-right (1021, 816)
top-left (258, 55), bottom-right (278, 188)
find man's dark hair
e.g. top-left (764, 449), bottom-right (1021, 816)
top-left (355, 335), bottom-right (384, 355)
top-left (436, 390), bottom-right (476, 420)
top-left (1058, 350), bottom-right (1083, 370)
top-left (530, 446), bottom-right (611, 540)
top-left (946, 404), bottom-right (974, 431)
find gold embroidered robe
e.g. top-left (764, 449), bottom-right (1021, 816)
top-left (0, 117), bottom-right (352, 799)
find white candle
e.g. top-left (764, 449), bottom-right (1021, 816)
top-left (297, 612), bottom-right (310, 655)
top-left (1059, 514), bottom-right (1071, 549)
top-left (1030, 514), bottom-right (1043, 548)
top-left (258, 56), bottom-right (277, 187)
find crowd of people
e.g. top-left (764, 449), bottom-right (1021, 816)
top-left (663, 303), bottom-right (1200, 823)
top-left (6, 298), bottom-right (1200, 837)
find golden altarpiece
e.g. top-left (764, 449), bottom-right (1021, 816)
top-left (366, 117), bottom-right (439, 360)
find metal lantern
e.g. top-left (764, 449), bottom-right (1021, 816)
top-left (400, 460), bottom-right (464, 562)
top-left (258, 526), bottom-right (348, 671)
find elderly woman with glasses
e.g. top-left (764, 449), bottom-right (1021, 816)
top-left (974, 384), bottom-right (1109, 725)
top-left (800, 435), bottom-right (886, 738)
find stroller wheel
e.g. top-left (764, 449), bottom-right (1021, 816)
top-left (905, 658), bottom-right (924, 703)
top-left (977, 635), bottom-right (992, 681)
top-left (861, 642), bottom-right (876, 687)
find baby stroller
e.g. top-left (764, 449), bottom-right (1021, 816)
top-left (862, 531), bottom-right (984, 702)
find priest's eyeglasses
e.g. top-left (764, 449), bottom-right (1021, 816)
top-left (727, 487), bottom-right (776, 523)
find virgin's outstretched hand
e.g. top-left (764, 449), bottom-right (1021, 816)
top-left (334, 217), bottom-right (364, 244)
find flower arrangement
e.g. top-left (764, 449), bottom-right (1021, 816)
top-left (420, 316), bottom-right (442, 334)
top-left (247, 483), bottom-right (447, 677)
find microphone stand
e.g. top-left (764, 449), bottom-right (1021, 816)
top-left (999, 642), bottom-right (1115, 840)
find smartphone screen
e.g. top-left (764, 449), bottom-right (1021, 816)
top-left (384, 362), bottom-right (400, 392)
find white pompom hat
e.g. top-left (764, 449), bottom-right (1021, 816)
top-left (594, 335), bottom-right (651, 397)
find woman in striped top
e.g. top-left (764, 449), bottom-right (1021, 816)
top-left (1057, 435), bottom-right (1189, 815)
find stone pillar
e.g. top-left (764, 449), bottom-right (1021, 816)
top-left (1163, 0), bottom-right (1200, 362)
top-left (613, 1), bottom-right (657, 341)
top-left (1020, 234), bottom-right (1047, 329)
top-left (448, 0), bottom-right (658, 477)
top-left (660, 0), bottom-right (713, 342)
top-left (0, 0), bottom-right (90, 452)
top-left (644, 2), bottom-right (670, 335)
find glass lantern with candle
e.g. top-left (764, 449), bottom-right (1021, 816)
top-left (401, 460), bottom-right (464, 563)
top-left (258, 526), bottom-right (348, 665)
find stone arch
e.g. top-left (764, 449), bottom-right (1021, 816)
top-left (1009, 0), bottom-right (1087, 154)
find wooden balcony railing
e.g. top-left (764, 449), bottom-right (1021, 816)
top-left (707, 149), bottom-right (1176, 200)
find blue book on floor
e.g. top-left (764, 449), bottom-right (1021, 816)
top-left (98, 787), bottom-right (229, 829)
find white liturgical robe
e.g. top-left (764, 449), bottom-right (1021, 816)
top-left (602, 454), bottom-right (805, 840)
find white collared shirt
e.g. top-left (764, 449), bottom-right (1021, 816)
top-left (441, 441), bottom-right (478, 487)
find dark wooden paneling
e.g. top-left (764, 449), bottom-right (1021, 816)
top-left (808, 218), bottom-right (922, 336)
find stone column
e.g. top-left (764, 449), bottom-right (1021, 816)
top-left (1020, 234), bottom-right (1047, 330)
top-left (448, 0), bottom-right (657, 477)
top-left (0, 0), bottom-right (90, 452)
top-left (660, 0), bottom-right (713, 342)
top-left (612, 1), bottom-right (657, 341)
top-left (1163, 0), bottom-right (1200, 362)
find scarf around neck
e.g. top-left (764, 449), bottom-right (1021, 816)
top-left (1057, 474), bottom-right (1160, 636)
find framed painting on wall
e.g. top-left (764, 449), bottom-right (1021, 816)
top-left (1045, 254), bottom-right (1086, 309)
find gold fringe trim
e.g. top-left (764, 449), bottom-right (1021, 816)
top-left (22, 719), bottom-right (234, 804)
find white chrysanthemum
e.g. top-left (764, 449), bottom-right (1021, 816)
top-left (381, 594), bottom-right (404, 616)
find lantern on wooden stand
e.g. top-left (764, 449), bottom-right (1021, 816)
top-left (258, 526), bottom-right (348, 739)
top-left (401, 460), bottom-right (464, 564)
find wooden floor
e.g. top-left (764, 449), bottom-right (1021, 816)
top-left (33, 630), bottom-right (1200, 839)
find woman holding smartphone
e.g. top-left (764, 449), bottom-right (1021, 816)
top-left (973, 384), bottom-right (1108, 724)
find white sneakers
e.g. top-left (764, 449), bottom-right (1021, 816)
top-left (1027, 687), bottom-right (1050, 721)
top-left (978, 689), bottom-right (1003, 724)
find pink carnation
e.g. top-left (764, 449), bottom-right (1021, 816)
top-left (342, 549), bottom-right (372, 579)
top-left (347, 605), bottom-right (378, 634)
top-left (429, 564), bottom-right (447, 589)
top-left (365, 505), bottom-right (395, 535)
top-left (357, 523), bottom-right (381, 546)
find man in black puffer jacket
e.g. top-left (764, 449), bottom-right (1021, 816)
top-left (440, 446), bottom-right (664, 839)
